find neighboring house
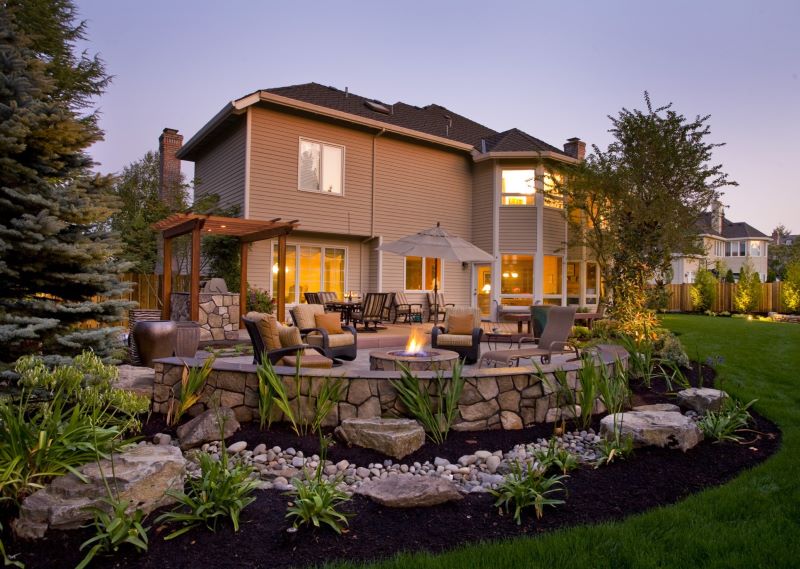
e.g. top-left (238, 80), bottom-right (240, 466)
top-left (170, 82), bottom-right (600, 320)
top-left (671, 201), bottom-right (770, 284)
top-left (772, 232), bottom-right (799, 246)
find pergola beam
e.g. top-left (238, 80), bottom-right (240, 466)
top-left (162, 218), bottom-right (204, 240)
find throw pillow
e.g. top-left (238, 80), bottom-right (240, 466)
top-left (314, 312), bottom-right (344, 334)
top-left (277, 324), bottom-right (303, 348)
top-left (448, 313), bottom-right (474, 335)
top-left (247, 311), bottom-right (281, 351)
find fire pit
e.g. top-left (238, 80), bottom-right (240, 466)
top-left (369, 326), bottom-right (460, 371)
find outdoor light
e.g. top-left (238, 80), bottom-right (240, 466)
top-left (511, 272), bottom-right (519, 278)
top-left (272, 263), bottom-right (279, 274)
top-left (502, 272), bottom-right (510, 278)
top-left (481, 284), bottom-right (491, 294)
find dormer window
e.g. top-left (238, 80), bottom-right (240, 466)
top-left (298, 138), bottom-right (344, 195)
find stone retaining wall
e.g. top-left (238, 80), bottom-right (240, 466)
top-left (152, 347), bottom-right (628, 431)
top-left (170, 292), bottom-right (240, 341)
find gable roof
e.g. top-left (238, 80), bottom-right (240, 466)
top-left (177, 82), bottom-right (574, 161)
top-left (698, 212), bottom-right (769, 240)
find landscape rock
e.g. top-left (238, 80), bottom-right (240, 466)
top-left (177, 407), bottom-right (240, 449)
top-left (500, 410), bottom-right (523, 430)
top-left (600, 411), bottom-right (703, 452)
top-left (677, 388), bottom-right (728, 413)
top-left (14, 444), bottom-right (185, 539)
top-left (335, 418), bottom-right (425, 460)
top-left (632, 403), bottom-right (681, 413)
top-left (356, 477), bottom-right (463, 508)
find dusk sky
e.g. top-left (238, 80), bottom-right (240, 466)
top-left (75, 0), bottom-right (798, 235)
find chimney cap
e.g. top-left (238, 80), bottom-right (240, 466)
top-left (162, 128), bottom-right (180, 135)
top-left (566, 137), bottom-right (582, 143)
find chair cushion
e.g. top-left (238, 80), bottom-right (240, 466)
top-left (435, 333), bottom-right (474, 347)
top-left (292, 304), bottom-right (325, 330)
top-left (277, 324), bottom-right (302, 348)
top-left (447, 313), bottom-right (474, 335)
top-left (280, 354), bottom-right (334, 369)
top-left (246, 311), bottom-right (281, 351)
top-left (307, 332), bottom-right (355, 348)
top-left (315, 312), bottom-right (344, 334)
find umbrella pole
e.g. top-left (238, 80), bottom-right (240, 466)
top-left (433, 257), bottom-right (439, 326)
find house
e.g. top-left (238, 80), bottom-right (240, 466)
top-left (671, 201), bottom-right (770, 284)
top-left (168, 82), bottom-right (599, 320)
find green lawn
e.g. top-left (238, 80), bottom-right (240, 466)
top-left (330, 314), bottom-right (800, 569)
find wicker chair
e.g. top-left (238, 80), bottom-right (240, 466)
top-left (289, 304), bottom-right (358, 361)
top-left (431, 306), bottom-right (483, 364)
top-left (393, 292), bottom-right (423, 323)
top-left (426, 292), bottom-right (455, 322)
top-left (242, 314), bottom-right (329, 367)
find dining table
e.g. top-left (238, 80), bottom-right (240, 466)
top-left (325, 300), bottom-right (362, 325)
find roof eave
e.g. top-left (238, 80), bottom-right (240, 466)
top-left (471, 150), bottom-right (579, 164)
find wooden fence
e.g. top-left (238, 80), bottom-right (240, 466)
top-left (666, 282), bottom-right (785, 313)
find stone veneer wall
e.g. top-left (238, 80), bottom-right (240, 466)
top-left (152, 346), bottom-right (628, 430)
top-left (170, 292), bottom-right (240, 341)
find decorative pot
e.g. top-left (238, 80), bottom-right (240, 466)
top-left (132, 320), bottom-right (177, 367)
top-left (175, 321), bottom-right (201, 358)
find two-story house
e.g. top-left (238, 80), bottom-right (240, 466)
top-left (169, 83), bottom-right (600, 320)
top-left (671, 201), bottom-right (770, 284)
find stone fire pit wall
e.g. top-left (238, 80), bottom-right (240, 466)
top-left (170, 292), bottom-right (239, 341)
top-left (152, 347), bottom-right (628, 430)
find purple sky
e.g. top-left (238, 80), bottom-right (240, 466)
top-left (75, 0), bottom-right (799, 235)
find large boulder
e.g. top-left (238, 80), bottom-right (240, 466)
top-left (335, 418), bottom-right (425, 460)
top-left (677, 388), bottom-right (728, 413)
top-left (356, 476), bottom-right (462, 507)
top-left (600, 410), bottom-right (703, 452)
top-left (14, 444), bottom-right (185, 539)
top-left (177, 406), bottom-right (240, 450)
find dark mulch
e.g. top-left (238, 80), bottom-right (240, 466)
top-left (3, 364), bottom-right (782, 569)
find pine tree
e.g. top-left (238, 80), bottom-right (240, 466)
top-left (0, 6), bottom-right (130, 363)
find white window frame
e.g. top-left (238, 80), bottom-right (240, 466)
top-left (297, 137), bottom-right (345, 196)
top-left (271, 243), bottom-right (348, 304)
top-left (403, 257), bottom-right (444, 292)
top-left (499, 251), bottom-right (534, 304)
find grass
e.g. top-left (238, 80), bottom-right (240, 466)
top-left (326, 314), bottom-right (800, 569)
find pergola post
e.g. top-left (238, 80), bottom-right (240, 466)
top-left (161, 237), bottom-right (172, 320)
top-left (239, 241), bottom-right (248, 324)
top-left (190, 223), bottom-right (201, 321)
top-left (277, 233), bottom-right (287, 323)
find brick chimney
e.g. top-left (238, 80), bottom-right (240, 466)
top-left (711, 199), bottom-right (724, 234)
top-left (563, 137), bottom-right (586, 160)
top-left (158, 128), bottom-right (183, 206)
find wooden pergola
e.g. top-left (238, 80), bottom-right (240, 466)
top-left (152, 213), bottom-right (298, 323)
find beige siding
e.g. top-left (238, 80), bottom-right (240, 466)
top-left (542, 208), bottom-right (567, 255)
top-left (194, 120), bottom-right (246, 212)
top-left (472, 162), bottom-right (494, 253)
top-left (247, 107), bottom-right (373, 235)
top-left (499, 207), bottom-right (536, 251)
top-left (373, 137), bottom-right (474, 307)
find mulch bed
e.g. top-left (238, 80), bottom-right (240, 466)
top-left (3, 364), bottom-right (781, 569)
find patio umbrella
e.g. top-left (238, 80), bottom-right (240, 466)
top-left (378, 222), bottom-right (493, 324)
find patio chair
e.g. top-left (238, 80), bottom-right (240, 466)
top-left (319, 291), bottom-right (339, 304)
top-left (242, 313), bottom-right (332, 368)
top-left (382, 292), bottom-right (396, 322)
top-left (290, 303), bottom-right (358, 361)
top-left (426, 292), bottom-right (454, 322)
top-left (351, 292), bottom-right (388, 332)
top-left (304, 292), bottom-right (322, 304)
top-left (479, 306), bottom-right (578, 367)
top-left (431, 306), bottom-right (484, 364)
top-left (393, 292), bottom-right (423, 323)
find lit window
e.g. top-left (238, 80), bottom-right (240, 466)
top-left (586, 262), bottom-right (599, 305)
top-left (298, 138), bottom-right (343, 195)
top-left (566, 261), bottom-right (581, 305)
top-left (543, 171), bottom-right (564, 209)
top-left (501, 170), bottom-right (535, 205)
top-left (405, 256), bottom-right (442, 291)
top-left (272, 244), bottom-right (346, 304)
top-left (500, 254), bottom-right (533, 305)
top-left (749, 241), bottom-right (762, 257)
top-left (543, 256), bottom-right (562, 298)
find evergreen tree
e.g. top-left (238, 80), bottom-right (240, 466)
top-left (0, 6), bottom-right (130, 363)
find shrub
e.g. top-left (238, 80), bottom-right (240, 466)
top-left (390, 360), bottom-right (465, 445)
top-left (255, 358), bottom-right (343, 435)
top-left (594, 433), bottom-right (634, 467)
top-left (285, 470), bottom-right (351, 534)
top-left (532, 438), bottom-right (579, 475)
top-left (782, 260), bottom-right (800, 313)
top-left (247, 286), bottom-right (275, 314)
top-left (733, 263), bottom-right (760, 313)
top-left (490, 461), bottom-right (566, 524)
top-left (167, 356), bottom-right (215, 426)
top-left (77, 497), bottom-right (149, 569)
top-left (698, 398), bottom-right (755, 442)
top-left (156, 446), bottom-right (259, 539)
top-left (653, 330), bottom-right (690, 368)
top-left (691, 268), bottom-right (718, 312)
top-left (575, 355), bottom-right (600, 430)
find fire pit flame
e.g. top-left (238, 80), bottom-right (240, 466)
top-left (391, 326), bottom-right (433, 358)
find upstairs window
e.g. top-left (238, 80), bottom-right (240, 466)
top-left (298, 138), bottom-right (343, 195)
top-left (725, 240), bottom-right (747, 257)
top-left (749, 241), bottom-right (763, 257)
top-left (501, 170), bottom-right (535, 205)
top-left (543, 171), bottom-right (564, 209)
